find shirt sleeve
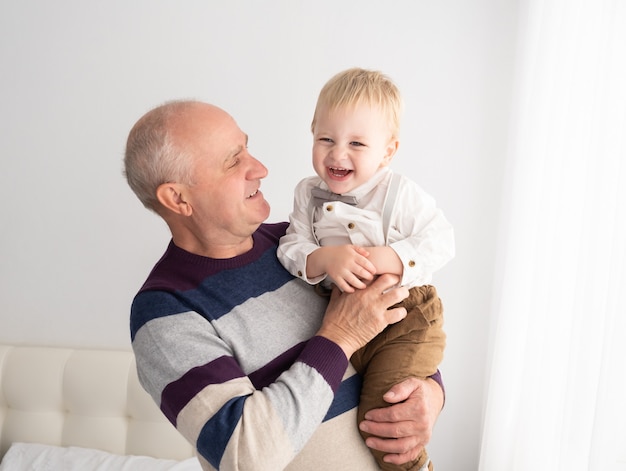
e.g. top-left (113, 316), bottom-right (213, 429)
top-left (388, 176), bottom-right (455, 287)
top-left (277, 177), bottom-right (327, 285)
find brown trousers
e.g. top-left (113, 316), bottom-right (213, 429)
top-left (350, 285), bottom-right (445, 471)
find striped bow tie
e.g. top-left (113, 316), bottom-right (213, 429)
top-left (311, 187), bottom-right (358, 207)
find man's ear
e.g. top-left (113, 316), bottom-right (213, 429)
top-left (156, 182), bottom-right (193, 216)
top-left (381, 139), bottom-right (400, 167)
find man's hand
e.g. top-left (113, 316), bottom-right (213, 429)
top-left (317, 274), bottom-right (409, 358)
top-left (358, 377), bottom-right (444, 466)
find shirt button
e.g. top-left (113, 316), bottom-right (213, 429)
top-left (326, 204), bottom-right (334, 212)
top-left (347, 222), bottom-right (355, 229)
top-left (297, 270), bottom-right (303, 277)
top-left (408, 260), bottom-right (416, 268)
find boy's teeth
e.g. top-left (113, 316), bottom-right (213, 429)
top-left (330, 167), bottom-right (351, 177)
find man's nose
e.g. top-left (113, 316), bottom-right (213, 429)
top-left (248, 155), bottom-right (268, 179)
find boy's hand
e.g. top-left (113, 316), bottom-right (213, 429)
top-left (307, 245), bottom-right (376, 292)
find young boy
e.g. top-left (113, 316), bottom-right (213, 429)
top-left (277, 68), bottom-right (454, 471)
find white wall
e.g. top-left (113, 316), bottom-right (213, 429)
top-left (0, 1), bottom-right (519, 469)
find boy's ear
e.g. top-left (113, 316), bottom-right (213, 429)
top-left (381, 139), bottom-right (400, 167)
top-left (156, 182), bottom-right (193, 216)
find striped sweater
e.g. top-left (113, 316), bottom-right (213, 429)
top-left (130, 222), bottom-right (384, 470)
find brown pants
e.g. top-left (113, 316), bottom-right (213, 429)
top-left (350, 285), bottom-right (445, 471)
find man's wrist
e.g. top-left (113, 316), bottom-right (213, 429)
top-left (316, 326), bottom-right (356, 359)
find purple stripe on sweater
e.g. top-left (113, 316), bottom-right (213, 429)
top-left (245, 339), bottom-right (348, 392)
top-left (161, 355), bottom-right (244, 425)
top-left (161, 336), bottom-right (349, 425)
top-left (140, 223), bottom-right (288, 293)
top-left (298, 336), bottom-right (348, 394)
top-left (248, 343), bottom-right (305, 388)
top-left (429, 369), bottom-right (446, 405)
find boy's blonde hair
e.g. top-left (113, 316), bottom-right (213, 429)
top-left (311, 68), bottom-right (403, 139)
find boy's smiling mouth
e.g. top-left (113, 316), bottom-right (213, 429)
top-left (328, 167), bottom-right (353, 178)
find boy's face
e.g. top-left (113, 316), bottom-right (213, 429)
top-left (312, 103), bottom-right (398, 194)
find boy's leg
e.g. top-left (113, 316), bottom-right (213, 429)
top-left (351, 285), bottom-right (446, 471)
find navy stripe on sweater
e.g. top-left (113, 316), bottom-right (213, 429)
top-left (161, 355), bottom-right (245, 425)
top-left (193, 372), bottom-right (361, 468)
top-left (130, 223), bottom-right (293, 340)
top-left (198, 395), bottom-right (246, 469)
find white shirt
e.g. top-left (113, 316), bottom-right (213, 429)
top-left (278, 168), bottom-right (455, 288)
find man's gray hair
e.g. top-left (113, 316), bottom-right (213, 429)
top-left (123, 100), bottom-right (197, 212)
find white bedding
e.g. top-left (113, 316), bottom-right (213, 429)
top-left (0, 443), bottom-right (202, 471)
top-left (0, 345), bottom-right (195, 466)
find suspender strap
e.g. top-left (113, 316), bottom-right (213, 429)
top-left (382, 172), bottom-right (402, 244)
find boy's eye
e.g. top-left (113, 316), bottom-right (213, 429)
top-left (350, 141), bottom-right (365, 147)
top-left (319, 137), bottom-right (333, 143)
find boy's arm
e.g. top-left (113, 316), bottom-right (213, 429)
top-left (278, 178), bottom-right (328, 284)
top-left (384, 178), bottom-right (455, 287)
top-left (364, 246), bottom-right (404, 276)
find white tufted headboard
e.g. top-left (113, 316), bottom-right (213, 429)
top-left (0, 344), bottom-right (195, 463)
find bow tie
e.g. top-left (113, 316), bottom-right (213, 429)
top-left (311, 187), bottom-right (358, 207)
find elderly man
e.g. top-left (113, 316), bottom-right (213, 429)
top-left (124, 100), bottom-right (444, 470)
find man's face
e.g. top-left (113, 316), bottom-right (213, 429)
top-left (173, 104), bottom-right (270, 244)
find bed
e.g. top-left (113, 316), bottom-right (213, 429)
top-left (0, 344), bottom-right (201, 470)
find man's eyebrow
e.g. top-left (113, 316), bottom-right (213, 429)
top-left (225, 134), bottom-right (249, 162)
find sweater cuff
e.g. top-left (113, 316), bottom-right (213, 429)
top-left (429, 369), bottom-right (446, 407)
top-left (298, 336), bottom-right (348, 393)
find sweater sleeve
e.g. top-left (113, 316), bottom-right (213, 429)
top-left (132, 292), bottom-right (349, 471)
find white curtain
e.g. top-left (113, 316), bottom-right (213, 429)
top-left (480, 0), bottom-right (626, 470)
